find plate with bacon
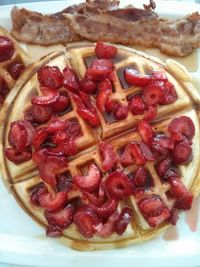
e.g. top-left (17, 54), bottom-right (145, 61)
top-left (0, 0), bottom-right (200, 266)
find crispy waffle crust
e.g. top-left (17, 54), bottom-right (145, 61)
top-left (1, 42), bottom-right (200, 250)
top-left (0, 26), bottom-right (33, 109)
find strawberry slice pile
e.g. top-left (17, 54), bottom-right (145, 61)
top-left (4, 42), bottom-right (196, 239)
top-left (0, 76), bottom-right (9, 105)
top-left (0, 36), bottom-right (14, 62)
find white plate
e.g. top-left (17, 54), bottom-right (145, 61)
top-left (0, 1), bottom-right (200, 266)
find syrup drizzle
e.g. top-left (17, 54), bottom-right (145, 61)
top-left (184, 196), bottom-right (200, 232)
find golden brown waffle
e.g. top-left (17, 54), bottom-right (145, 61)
top-left (0, 42), bottom-right (200, 250)
top-left (0, 26), bottom-right (32, 109)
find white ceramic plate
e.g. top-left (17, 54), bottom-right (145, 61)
top-left (0, 1), bottom-right (200, 266)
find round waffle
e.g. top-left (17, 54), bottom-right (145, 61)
top-left (0, 26), bottom-right (32, 109)
top-left (0, 42), bottom-right (200, 251)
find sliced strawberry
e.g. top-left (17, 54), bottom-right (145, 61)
top-left (84, 186), bottom-right (105, 206)
top-left (142, 81), bottom-right (166, 105)
top-left (5, 147), bottom-right (31, 164)
top-left (86, 59), bottom-right (114, 81)
top-left (30, 183), bottom-right (47, 206)
top-left (32, 128), bottom-right (48, 151)
top-left (156, 158), bottom-right (171, 178)
top-left (172, 141), bottom-right (192, 165)
top-left (32, 87), bottom-right (59, 106)
top-left (29, 105), bottom-right (52, 123)
top-left (38, 156), bottom-right (67, 185)
top-left (66, 119), bottom-right (81, 138)
top-left (99, 142), bottom-right (117, 171)
top-left (74, 164), bottom-right (101, 192)
top-left (128, 95), bottom-right (146, 115)
top-left (77, 108), bottom-right (100, 127)
top-left (32, 148), bottom-right (48, 165)
top-left (94, 211), bottom-right (119, 237)
top-left (104, 171), bottom-right (133, 200)
top-left (57, 174), bottom-right (73, 192)
top-left (52, 130), bottom-right (68, 144)
top-left (7, 61), bottom-right (25, 79)
top-left (73, 206), bottom-right (100, 238)
top-left (124, 68), bottom-right (151, 87)
top-left (9, 120), bottom-right (36, 151)
top-left (0, 76), bottom-right (9, 104)
top-left (0, 36), bottom-right (14, 62)
top-left (151, 71), bottom-right (168, 82)
top-left (96, 79), bottom-right (112, 112)
top-left (79, 91), bottom-right (92, 109)
top-left (51, 93), bottom-right (70, 113)
top-left (79, 78), bottom-right (97, 94)
top-left (168, 116), bottom-right (195, 141)
top-left (44, 204), bottom-right (74, 228)
top-left (90, 198), bottom-right (118, 219)
top-left (121, 142), bottom-right (146, 167)
top-left (63, 67), bottom-right (80, 93)
top-left (144, 104), bottom-right (157, 121)
top-left (115, 207), bottom-right (132, 235)
top-left (105, 99), bottom-right (119, 113)
top-left (159, 82), bottom-right (177, 105)
top-left (133, 167), bottom-right (148, 187)
top-left (38, 191), bottom-right (68, 211)
top-left (95, 41), bottom-right (117, 59)
top-left (114, 103), bottom-right (128, 120)
top-left (138, 195), bottom-right (170, 227)
top-left (169, 208), bottom-right (179, 225)
top-left (64, 137), bottom-right (78, 156)
top-left (46, 224), bottom-right (63, 238)
top-left (169, 177), bottom-right (193, 210)
top-left (153, 134), bottom-right (174, 150)
top-left (37, 66), bottom-right (63, 89)
top-left (46, 118), bottom-right (66, 133)
top-left (138, 120), bottom-right (153, 145)
top-left (140, 141), bottom-right (155, 161)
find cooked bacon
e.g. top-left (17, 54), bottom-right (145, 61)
top-left (66, 4), bottom-right (200, 56)
top-left (11, 0), bottom-right (200, 56)
top-left (11, 0), bottom-right (119, 45)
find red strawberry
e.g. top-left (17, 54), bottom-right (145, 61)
top-left (52, 130), bottom-right (68, 144)
top-left (168, 116), bottom-right (195, 141)
top-left (32, 148), bottom-right (48, 165)
top-left (95, 41), bottom-right (117, 59)
top-left (156, 158), bottom-right (180, 180)
top-left (73, 206), bottom-right (100, 238)
top-left (151, 71), bottom-right (168, 82)
top-left (9, 120), bottom-right (36, 151)
top-left (74, 164), bottom-right (101, 192)
top-left (5, 147), bottom-right (31, 164)
top-left (105, 99), bottom-right (119, 113)
top-left (37, 66), bottom-right (63, 89)
top-left (63, 67), bottom-right (80, 93)
top-left (46, 224), bottom-right (63, 238)
top-left (138, 195), bottom-right (170, 227)
top-left (79, 78), bottom-right (97, 94)
top-left (77, 108), bottom-right (100, 127)
top-left (138, 120), bottom-right (153, 145)
top-left (140, 141), bottom-right (155, 161)
top-left (133, 167), bottom-right (148, 187)
top-left (153, 134), bottom-right (174, 150)
top-left (38, 191), bottom-right (68, 211)
top-left (51, 93), bottom-right (70, 113)
top-left (129, 95), bottom-right (146, 115)
top-left (46, 118), bottom-right (66, 133)
top-left (7, 61), bottom-right (25, 79)
top-left (86, 59), bottom-right (114, 81)
top-left (104, 171), bottom-right (133, 200)
top-left (124, 68), bottom-right (152, 87)
top-left (169, 208), bottom-right (179, 225)
top-left (94, 211), bottom-right (119, 237)
top-left (115, 207), bottom-right (132, 235)
top-left (0, 36), bottom-right (14, 62)
top-left (32, 128), bottom-right (48, 151)
top-left (169, 177), bottom-right (193, 210)
top-left (44, 204), bottom-right (74, 228)
top-left (57, 174), bottom-right (73, 192)
top-left (0, 77), bottom-right (9, 104)
top-left (99, 142), bottom-right (117, 171)
top-left (121, 143), bottom-right (146, 167)
top-left (64, 137), bottom-right (78, 156)
top-left (31, 87), bottom-right (59, 106)
top-left (96, 79), bottom-right (112, 112)
top-left (172, 141), bottom-right (192, 165)
top-left (65, 119), bottom-right (81, 138)
top-left (142, 81), bottom-right (166, 105)
top-left (144, 104), bottom-right (157, 121)
top-left (30, 184), bottom-right (47, 206)
top-left (159, 82), bottom-right (177, 105)
top-left (29, 105), bottom-right (52, 123)
top-left (114, 103), bottom-right (128, 120)
top-left (90, 199), bottom-right (118, 219)
top-left (38, 156), bottom-right (67, 185)
top-left (84, 186), bottom-right (105, 206)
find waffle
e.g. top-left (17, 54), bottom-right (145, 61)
top-left (0, 42), bottom-right (200, 251)
top-left (0, 26), bottom-right (32, 109)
